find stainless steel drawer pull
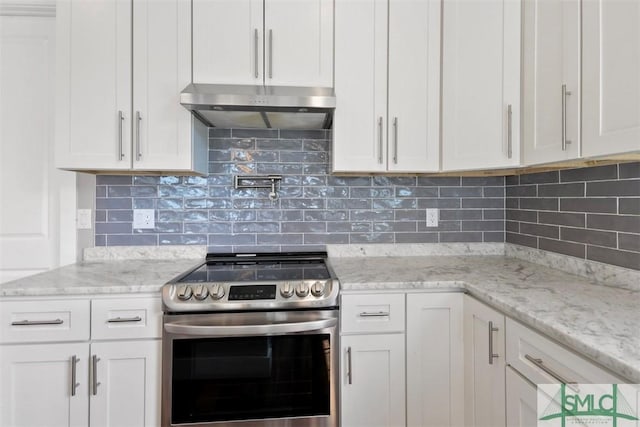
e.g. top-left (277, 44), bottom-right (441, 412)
top-left (488, 321), bottom-right (499, 365)
top-left (254, 28), bottom-right (259, 79)
top-left (358, 311), bottom-right (389, 317)
top-left (346, 347), bottom-right (353, 385)
top-left (70, 355), bottom-right (80, 397)
top-left (107, 316), bottom-right (142, 323)
top-left (561, 84), bottom-right (572, 151)
top-left (507, 104), bottom-right (513, 159)
top-left (378, 117), bottom-right (384, 164)
top-left (135, 111), bottom-right (142, 161)
top-left (524, 354), bottom-right (580, 392)
top-left (11, 319), bottom-right (64, 326)
top-left (393, 117), bottom-right (398, 164)
top-left (118, 110), bottom-right (125, 160)
top-left (92, 355), bottom-right (100, 396)
top-left (268, 29), bottom-right (273, 79)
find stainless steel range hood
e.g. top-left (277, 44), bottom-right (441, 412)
top-left (180, 83), bottom-right (336, 130)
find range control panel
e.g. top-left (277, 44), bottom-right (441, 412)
top-left (163, 279), bottom-right (338, 312)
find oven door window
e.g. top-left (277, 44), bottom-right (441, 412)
top-left (171, 334), bottom-right (331, 424)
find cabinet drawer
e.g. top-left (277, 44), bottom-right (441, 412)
top-left (506, 318), bottom-right (624, 385)
top-left (0, 299), bottom-right (90, 343)
top-left (341, 293), bottom-right (405, 334)
top-left (91, 297), bottom-right (161, 340)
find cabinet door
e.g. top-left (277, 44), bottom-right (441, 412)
top-left (523, 0), bottom-right (581, 165)
top-left (340, 334), bottom-right (405, 427)
top-left (192, 0), bottom-right (263, 85)
top-left (265, 0), bottom-right (333, 87)
top-left (90, 340), bottom-right (161, 427)
top-left (0, 343), bottom-right (88, 427)
top-left (506, 367), bottom-right (538, 427)
top-left (464, 296), bottom-right (506, 427)
top-left (387, 0), bottom-right (440, 172)
top-left (582, 0), bottom-right (640, 157)
top-left (55, 0), bottom-right (132, 170)
top-left (333, 0), bottom-right (388, 172)
top-left (132, 0), bottom-right (200, 173)
top-left (406, 293), bottom-right (464, 427)
top-left (442, 0), bottom-right (521, 171)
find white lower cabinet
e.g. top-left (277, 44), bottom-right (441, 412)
top-left (407, 293), bottom-right (464, 427)
top-left (505, 367), bottom-right (538, 427)
top-left (0, 342), bottom-right (89, 426)
top-left (340, 334), bottom-right (406, 427)
top-left (340, 291), bottom-right (464, 427)
top-left (0, 296), bottom-right (161, 427)
top-left (90, 341), bottom-right (161, 427)
top-left (464, 296), bottom-right (506, 427)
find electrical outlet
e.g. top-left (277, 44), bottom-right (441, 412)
top-left (77, 209), bottom-right (92, 229)
top-left (133, 209), bottom-right (155, 229)
top-left (426, 208), bottom-right (439, 227)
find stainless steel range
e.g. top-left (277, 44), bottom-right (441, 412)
top-left (161, 252), bottom-right (339, 427)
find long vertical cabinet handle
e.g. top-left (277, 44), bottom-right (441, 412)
top-left (268, 29), bottom-right (273, 79)
top-left (346, 347), bottom-right (353, 384)
top-left (488, 321), bottom-right (499, 365)
top-left (377, 117), bottom-right (384, 164)
top-left (254, 29), bottom-right (259, 79)
top-left (392, 117), bottom-right (398, 164)
top-left (92, 355), bottom-right (100, 395)
top-left (135, 111), bottom-right (142, 161)
top-left (70, 356), bottom-right (80, 396)
top-left (507, 105), bottom-right (513, 159)
top-left (118, 110), bottom-right (125, 160)
top-left (561, 84), bottom-right (572, 151)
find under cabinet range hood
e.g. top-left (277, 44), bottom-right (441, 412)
top-left (180, 84), bottom-right (336, 130)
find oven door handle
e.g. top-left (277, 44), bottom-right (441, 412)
top-left (164, 317), bottom-right (337, 337)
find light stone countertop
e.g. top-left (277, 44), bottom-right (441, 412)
top-left (329, 255), bottom-right (640, 383)
top-left (1, 244), bottom-right (638, 383)
top-left (0, 259), bottom-right (202, 296)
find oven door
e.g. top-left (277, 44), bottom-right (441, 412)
top-left (162, 310), bottom-right (338, 427)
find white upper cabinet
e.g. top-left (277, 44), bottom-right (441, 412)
top-left (442, 0), bottom-right (521, 171)
top-left (523, 0), bottom-right (581, 165)
top-left (193, 0), bottom-right (333, 88)
top-left (582, 0), bottom-right (640, 157)
top-left (56, 0), bottom-right (132, 171)
top-left (56, 0), bottom-right (207, 175)
top-left (334, 0), bottom-right (440, 173)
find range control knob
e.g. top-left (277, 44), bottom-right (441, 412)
top-left (295, 283), bottom-right (310, 297)
top-left (193, 284), bottom-right (209, 300)
top-left (311, 281), bottom-right (325, 297)
top-left (209, 283), bottom-right (225, 300)
top-left (280, 282), bottom-right (294, 298)
top-left (176, 285), bottom-right (193, 301)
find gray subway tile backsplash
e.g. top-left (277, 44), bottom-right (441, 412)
top-left (506, 162), bottom-right (640, 270)
top-left (94, 129), bottom-right (638, 270)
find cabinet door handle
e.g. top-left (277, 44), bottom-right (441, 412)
top-left (346, 347), bottom-right (353, 385)
top-left (70, 355), bottom-right (80, 396)
top-left (11, 319), bottom-right (63, 326)
top-left (91, 355), bottom-right (100, 396)
top-left (268, 29), bottom-right (273, 79)
top-left (135, 111), bottom-right (142, 161)
top-left (254, 28), bottom-right (259, 79)
top-left (378, 117), bottom-right (384, 164)
top-left (107, 316), bottom-right (142, 323)
top-left (561, 84), bottom-right (572, 151)
top-left (524, 354), bottom-right (580, 392)
top-left (118, 110), bottom-right (125, 160)
top-left (507, 105), bottom-right (513, 159)
top-left (488, 321), bottom-right (499, 365)
top-left (392, 117), bottom-right (398, 164)
top-left (358, 311), bottom-right (390, 317)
